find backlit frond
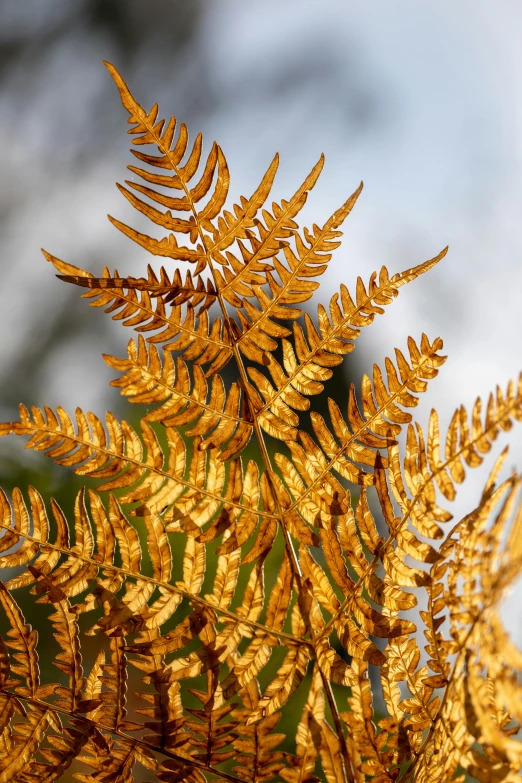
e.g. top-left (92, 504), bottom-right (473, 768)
top-left (275, 334), bottom-right (446, 506)
top-left (105, 336), bottom-right (253, 460)
top-left (211, 157), bottom-right (325, 304)
top-left (2, 60), bottom-right (522, 783)
top-left (44, 252), bottom-right (232, 377)
top-left (58, 264), bottom-right (217, 314)
top-left (236, 240), bottom-right (446, 366)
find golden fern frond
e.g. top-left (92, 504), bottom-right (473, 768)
top-left (0, 582), bottom-right (41, 699)
top-left (0, 483), bottom-right (284, 653)
top-left (206, 154), bottom-right (280, 262)
top-left (302, 383), bottom-right (522, 698)
top-left (231, 678), bottom-right (290, 783)
top-left (211, 156), bottom-right (326, 303)
top-left (387, 373), bottom-right (522, 539)
top-left (6, 404), bottom-right (267, 525)
top-left (131, 647), bottom-right (191, 756)
top-left (408, 476), bottom-right (522, 782)
top-left (182, 670), bottom-right (239, 768)
top-left (340, 659), bottom-right (396, 783)
top-left (219, 552), bottom-right (294, 702)
top-left (4, 59), bottom-right (522, 783)
top-left (22, 720), bottom-right (100, 783)
top-left (274, 334), bottom-right (446, 515)
top-left (238, 249), bottom-right (446, 405)
top-left (234, 222), bottom-right (445, 366)
top-left (76, 735), bottom-right (157, 783)
top-left (105, 62), bottom-right (229, 275)
top-left (44, 252), bottom-right (233, 377)
top-left (216, 178), bottom-right (361, 333)
top-left (0, 705), bottom-right (59, 783)
top-left (58, 264), bottom-right (217, 313)
top-left (279, 666), bottom-right (323, 783)
top-left (104, 336), bottom-right (253, 460)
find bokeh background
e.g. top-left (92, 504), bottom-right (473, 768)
top-left (1, 0), bottom-right (522, 734)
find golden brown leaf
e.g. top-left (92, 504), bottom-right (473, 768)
top-left (2, 60), bottom-right (522, 783)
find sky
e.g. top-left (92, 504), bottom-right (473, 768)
top-left (1, 0), bottom-right (522, 633)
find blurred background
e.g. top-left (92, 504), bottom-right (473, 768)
top-left (0, 0), bottom-right (521, 696)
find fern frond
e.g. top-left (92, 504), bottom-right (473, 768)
top-left (275, 334), bottom-right (445, 521)
top-left (207, 154), bottom-right (280, 261)
top-left (0, 583), bottom-right (41, 699)
top-left (279, 666), bottom-right (323, 783)
top-left (211, 157), bottom-right (325, 304)
top-left (318, 719), bottom-right (346, 783)
top-left (216, 179), bottom-right (361, 321)
top-left (0, 706), bottom-right (58, 783)
top-left (4, 59), bottom-right (522, 783)
top-left (409, 477), bottom-right (522, 781)
top-left (311, 379), bottom-right (522, 666)
top-left (388, 373), bottom-right (522, 539)
top-left (58, 264), bottom-right (217, 314)
top-left (104, 336), bottom-right (253, 460)
top-left (181, 670), bottom-right (238, 767)
top-left (75, 735), bottom-right (145, 783)
top-left (234, 205), bottom-right (444, 368)
top-left (24, 720), bottom-right (98, 783)
top-left (240, 249), bottom-right (447, 416)
top-left (340, 659), bottom-right (396, 783)
top-left (44, 252), bottom-right (233, 376)
top-left (6, 405), bottom-right (267, 525)
top-left (220, 552), bottom-right (294, 701)
top-left (131, 637), bottom-right (190, 754)
top-left (0, 486), bottom-right (292, 653)
top-left (105, 62), bottom-right (230, 275)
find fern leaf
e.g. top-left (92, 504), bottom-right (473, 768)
top-left (4, 59), bottom-right (522, 783)
top-left (105, 336), bottom-right (253, 460)
top-left (0, 707), bottom-right (56, 783)
top-left (44, 252), bottom-right (232, 377)
top-left (340, 660), bottom-right (396, 783)
top-left (247, 605), bottom-right (311, 723)
top-left (220, 179), bottom-right (362, 337)
top-left (25, 721), bottom-right (96, 783)
top-left (6, 406), bottom-right (268, 528)
top-left (212, 156), bottom-right (325, 305)
top-left (0, 583), bottom-right (40, 699)
top-left (184, 670), bottom-right (238, 767)
top-left (232, 694), bottom-right (288, 783)
top-left (58, 265), bottom-right (217, 313)
top-left (275, 334), bottom-right (446, 522)
top-left (240, 248), bottom-right (447, 410)
top-left (280, 666), bottom-right (323, 783)
top-left (318, 719), bottom-right (346, 783)
top-left (105, 61), bottom-right (230, 275)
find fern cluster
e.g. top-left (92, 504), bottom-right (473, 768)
top-left (1, 63), bottom-right (522, 783)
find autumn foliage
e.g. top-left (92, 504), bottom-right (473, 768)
top-left (1, 63), bottom-right (522, 783)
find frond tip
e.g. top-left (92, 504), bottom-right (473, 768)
top-left (1, 59), bottom-right (521, 783)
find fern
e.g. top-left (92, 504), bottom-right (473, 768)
top-left (1, 62), bottom-right (522, 783)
